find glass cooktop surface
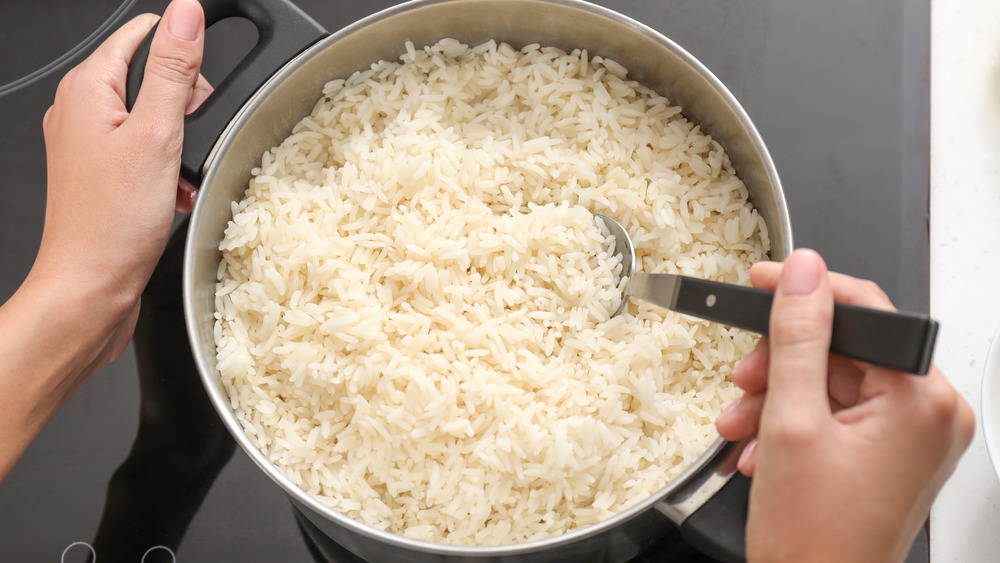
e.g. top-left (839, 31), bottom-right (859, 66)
top-left (0, 0), bottom-right (929, 561)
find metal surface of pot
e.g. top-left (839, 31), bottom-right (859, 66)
top-left (158, 0), bottom-right (792, 560)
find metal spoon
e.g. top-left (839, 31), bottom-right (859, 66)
top-left (594, 213), bottom-right (939, 375)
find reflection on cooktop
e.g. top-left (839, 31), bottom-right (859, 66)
top-left (79, 220), bottom-right (236, 563)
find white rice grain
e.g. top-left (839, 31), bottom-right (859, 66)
top-left (214, 38), bottom-right (768, 546)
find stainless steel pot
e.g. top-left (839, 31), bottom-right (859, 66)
top-left (129, 0), bottom-right (792, 560)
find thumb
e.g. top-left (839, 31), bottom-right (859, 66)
top-left (763, 249), bottom-right (834, 420)
top-left (131, 0), bottom-right (204, 128)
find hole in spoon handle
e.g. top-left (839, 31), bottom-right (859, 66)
top-left (672, 277), bottom-right (773, 335)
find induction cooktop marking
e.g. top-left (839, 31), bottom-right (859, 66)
top-left (141, 546), bottom-right (176, 563)
top-left (0, 0), bottom-right (137, 98)
top-left (60, 541), bottom-right (96, 562)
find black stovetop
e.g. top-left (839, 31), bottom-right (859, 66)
top-left (0, 1), bottom-right (930, 561)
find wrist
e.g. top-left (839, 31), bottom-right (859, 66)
top-left (4, 264), bottom-right (137, 405)
top-left (25, 249), bottom-right (142, 334)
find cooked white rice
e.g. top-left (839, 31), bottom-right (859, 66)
top-left (214, 38), bottom-right (769, 546)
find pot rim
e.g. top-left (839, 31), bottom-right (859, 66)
top-left (185, 0), bottom-right (785, 555)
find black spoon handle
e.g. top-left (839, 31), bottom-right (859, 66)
top-left (635, 273), bottom-right (938, 375)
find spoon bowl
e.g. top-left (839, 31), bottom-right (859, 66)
top-left (594, 213), bottom-right (636, 317)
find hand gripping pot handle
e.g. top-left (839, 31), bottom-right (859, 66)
top-left (125, 0), bottom-right (329, 185)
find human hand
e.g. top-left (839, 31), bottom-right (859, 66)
top-left (0, 0), bottom-right (207, 481)
top-left (35, 0), bottom-right (206, 358)
top-left (715, 249), bottom-right (974, 563)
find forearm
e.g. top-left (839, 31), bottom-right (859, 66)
top-left (0, 275), bottom-right (134, 482)
top-left (0, 0), bottom-right (206, 484)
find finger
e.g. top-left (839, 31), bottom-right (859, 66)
top-left (175, 72), bottom-right (211, 213)
top-left (186, 73), bottom-right (213, 115)
top-left (827, 354), bottom-right (864, 408)
top-left (175, 180), bottom-right (198, 213)
top-left (86, 13), bottom-right (159, 69)
top-left (42, 106), bottom-right (54, 134)
top-left (716, 391), bottom-right (765, 441)
top-left (732, 340), bottom-right (769, 394)
top-left (46, 65), bottom-right (79, 131)
top-left (130, 0), bottom-right (205, 129)
top-left (737, 438), bottom-right (758, 477)
top-left (735, 346), bottom-right (861, 400)
top-left (81, 13), bottom-right (160, 105)
top-left (751, 261), bottom-right (896, 312)
top-left (763, 249), bottom-right (834, 418)
top-left (723, 347), bottom-right (862, 436)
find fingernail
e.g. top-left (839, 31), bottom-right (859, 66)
top-left (717, 398), bottom-right (741, 423)
top-left (732, 353), bottom-right (751, 378)
top-left (165, 0), bottom-right (202, 42)
top-left (780, 249), bottom-right (823, 296)
top-left (737, 438), bottom-right (757, 469)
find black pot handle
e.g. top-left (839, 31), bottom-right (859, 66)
top-left (678, 472), bottom-right (751, 563)
top-left (125, 0), bottom-right (329, 185)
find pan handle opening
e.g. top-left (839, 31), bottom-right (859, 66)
top-left (125, 0), bottom-right (329, 185)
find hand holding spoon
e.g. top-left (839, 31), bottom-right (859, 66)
top-left (594, 213), bottom-right (938, 375)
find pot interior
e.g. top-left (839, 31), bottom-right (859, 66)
top-left (184, 0), bottom-right (789, 556)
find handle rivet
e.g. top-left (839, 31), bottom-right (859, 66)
top-left (706, 294), bottom-right (717, 307)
